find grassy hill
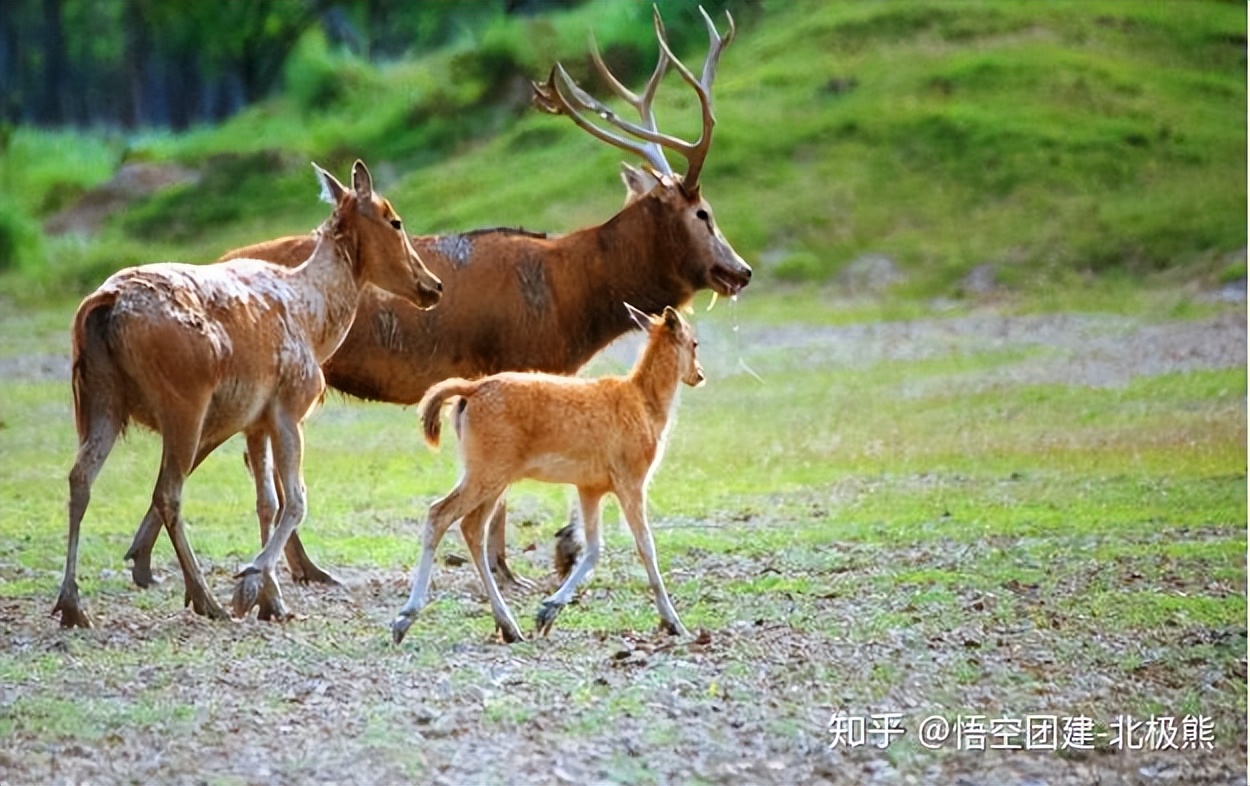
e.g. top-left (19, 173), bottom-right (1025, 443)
top-left (1, 0), bottom-right (1244, 302)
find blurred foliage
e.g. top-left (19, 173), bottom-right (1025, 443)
top-left (0, 0), bottom-right (1243, 302)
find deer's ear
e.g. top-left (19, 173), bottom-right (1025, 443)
top-left (623, 302), bottom-right (655, 332)
top-left (352, 160), bottom-right (374, 202)
top-left (662, 305), bottom-right (683, 330)
top-left (620, 163), bottom-right (661, 200)
top-left (313, 162), bottom-right (348, 205)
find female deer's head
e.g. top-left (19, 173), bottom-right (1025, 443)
top-left (315, 160), bottom-right (442, 310)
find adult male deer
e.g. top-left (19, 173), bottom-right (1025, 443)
top-left (53, 161), bottom-right (442, 628)
top-left (122, 6), bottom-right (749, 593)
top-left (392, 304), bottom-right (703, 644)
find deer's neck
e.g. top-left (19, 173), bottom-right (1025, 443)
top-left (629, 334), bottom-right (683, 430)
top-left (287, 225), bottom-right (363, 362)
top-left (559, 196), bottom-right (694, 361)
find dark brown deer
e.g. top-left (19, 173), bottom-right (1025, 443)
top-left (53, 161), bottom-right (442, 628)
top-left (122, 6), bottom-right (749, 593)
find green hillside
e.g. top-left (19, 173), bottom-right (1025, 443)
top-left (1, 0), bottom-right (1244, 301)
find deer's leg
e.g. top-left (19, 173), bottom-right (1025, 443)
top-left (485, 502), bottom-right (537, 592)
top-left (616, 485), bottom-right (688, 637)
top-left (53, 412), bottom-right (122, 629)
top-left (244, 432), bottom-right (338, 586)
top-left (391, 475), bottom-right (504, 644)
top-left (152, 436), bottom-right (229, 622)
top-left (233, 418), bottom-right (307, 622)
top-left (124, 505), bottom-right (163, 588)
top-left (125, 435), bottom-right (227, 589)
top-left (462, 495), bottom-right (524, 643)
top-left (535, 487), bottom-right (604, 637)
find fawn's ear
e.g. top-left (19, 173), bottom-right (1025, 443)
top-left (623, 302), bottom-right (655, 332)
top-left (662, 305), bottom-right (683, 330)
top-left (313, 162), bottom-right (348, 205)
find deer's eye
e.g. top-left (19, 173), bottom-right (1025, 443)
top-left (695, 209), bottom-right (709, 222)
top-left (390, 219), bottom-right (402, 230)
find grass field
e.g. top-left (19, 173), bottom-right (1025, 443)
top-left (0, 290), bottom-right (1244, 784)
top-left (0, 0), bottom-right (1245, 782)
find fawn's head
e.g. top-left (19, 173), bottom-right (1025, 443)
top-left (314, 160), bottom-right (442, 309)
top-left (627, 303), bottom-right (705, 388)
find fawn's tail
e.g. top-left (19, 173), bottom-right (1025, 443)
top-left (417, 378), bottom-right (481, 449)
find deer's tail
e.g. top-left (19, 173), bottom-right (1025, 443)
top-left (418, 378), bottom-right (481, 450)
top-left (70, 290), bottom-right (125, 442)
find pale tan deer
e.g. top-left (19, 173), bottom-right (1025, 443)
top-left (122, 7), bottom-right (748, 595)
top-left (392, 304), bottom-right (703, 644)
top-left (52, 160), bottom-right (442, 629)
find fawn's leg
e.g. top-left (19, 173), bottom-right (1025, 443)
top-left (462, 494), bottom-right (525, 643)
top-left (391, 474), bottom-right (504, 644)
top-left (616, 485), bottom-right (688, 637)
top-left (535, 487), bottom-right (604, 637)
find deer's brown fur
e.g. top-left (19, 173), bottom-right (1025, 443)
top-left (53, 161), bottom-right (441, 629)
top-left (123, 9), bottom-right (750, 594)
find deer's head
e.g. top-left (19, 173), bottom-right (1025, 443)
top-left (534, 5), bottom-right (751, 300)
top-left (315, 160), bottom-right (442, 310)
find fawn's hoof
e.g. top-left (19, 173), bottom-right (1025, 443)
top-left (535, 600), bottom-right (565, 637)
top-left (660, 618), bottom-right (691, 638)
top-left (391, 614), bottom-right (415, 645)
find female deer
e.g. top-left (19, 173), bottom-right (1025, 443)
top-left (53, 160), bottom-right (442, 629)
top-left (391, 304), bottom-right (703, 644)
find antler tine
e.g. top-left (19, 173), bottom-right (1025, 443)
top-left (651, 4), bottom-right (734, 191)
top-left (532, 5), bottom-right (734, 188)
top-left (533, 64), bottom-right (672, 175)
top-left (697, 6), bottom-right (735, 95)
top-left (589, 34), bottom-right (672, 174)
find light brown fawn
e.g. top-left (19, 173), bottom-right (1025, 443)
top-left (122, 7), bottom-right (747, 596)
top-left (53, 160), bottom-right (442, 629)
top-left (391, 304), bottom-right (703, 644)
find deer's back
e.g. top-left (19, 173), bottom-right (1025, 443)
top-left (84, 262), bottom-right (319, 440)
top-left (222, 230), bottom-right (599, 405)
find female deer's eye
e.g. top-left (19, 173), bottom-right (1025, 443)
top-left (390, 219), bottom-right (402, 230)
top-left (695, 209), bottom-right (709, 222)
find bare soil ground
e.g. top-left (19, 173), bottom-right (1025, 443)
top-left (1, 305), bottom-right (1245, 785)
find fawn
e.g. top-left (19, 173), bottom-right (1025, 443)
top-left (391, 304), bottom-right (703, 643)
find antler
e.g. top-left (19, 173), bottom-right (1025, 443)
top-left (531, 4), bottom-right (735, 193)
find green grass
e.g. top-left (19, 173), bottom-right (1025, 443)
top-left (0, 0), bottom-right (1243, 301)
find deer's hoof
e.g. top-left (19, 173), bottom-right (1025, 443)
top-left (231, 571), bottom-right (263, 618)
top-left (52, 588), bottom-right (93, 630)
top-left (495, 620), bottom-right (525, 644)
top-left (290, 559), bottom-right (340, 586)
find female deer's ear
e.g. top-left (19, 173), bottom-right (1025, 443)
top-left (352, 160), bottom-right (374, 202)
top-left (313, 162), bottom-right (348, 205)
top-left (623, 302), bottom-right (655, 331)
top-left (662, 305), bottom-right (683, 330)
